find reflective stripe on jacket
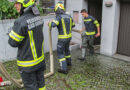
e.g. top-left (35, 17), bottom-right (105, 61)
top-left (84, 15), bottom-right (100, 36)
top-left (49, 14), bottom-right (75, 39)
top-left (8, 8), bottom-right (45, 73)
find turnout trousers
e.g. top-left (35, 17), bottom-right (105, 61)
top-left (20, 67), bottom-right (46, 90)
top-left (81, 35), bottom-right (95, 58)
top-left (57, 38), bottom-right (71, 71)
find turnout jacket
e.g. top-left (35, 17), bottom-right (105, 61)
top-left (49, 14), bottom-right (75, 39)
top-left (8, 8), bottom-right (45, 73)
top-left (84, 15), bottom-right (100, 36)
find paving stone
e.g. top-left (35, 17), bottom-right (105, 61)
top-left (0, 49), bottom-right (130, 90)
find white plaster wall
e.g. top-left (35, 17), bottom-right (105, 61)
top-left (82, 0), bottom-right (88, 15)
top-left (0, 16), bottom-right (58, 61)
top-left (100, 0), bottom-right (120, 56)
top-left (43, 16), bottom-right (58, 54)
top-left (0, 19), bottom-right (17, 61)
top-left (66, 0), bottom-right (88, 44)
top-left (112, 1), bottom-right (120, 55)
top-left (66, 0), bottom-right (83, 29)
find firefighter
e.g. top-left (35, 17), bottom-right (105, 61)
top-left (48, 3), bottom-right (75, 74)
top-left (78, 9), bottom-right (100, 61)
top-left (8, 0), bottom-right (46, 90)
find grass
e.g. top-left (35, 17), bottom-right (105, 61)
top-left (0, 49), bottom-right (130, 90)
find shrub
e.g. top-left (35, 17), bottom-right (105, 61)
top-left (0, 0), bottom-right (44, 20)
top-left (0, 0), bottom-right (19, 20)
top-left (37, 4), bottom-right (44, 16)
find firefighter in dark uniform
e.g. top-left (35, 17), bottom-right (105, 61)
top-left (48, 3), bottom-right (75, 74)
top-left (8, 0), bottom-right (46, 90)
top-left (78, 9), bottom-right (100, 60)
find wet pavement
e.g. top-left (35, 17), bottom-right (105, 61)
top-left (1, 49), bottom-right (130, 90)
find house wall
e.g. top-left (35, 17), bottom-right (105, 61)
top-left (0, 16), bottom-right (58, 62)
top-left (55, 0), bottom-right (64, 5)
top-left (65, 0), bottom-right (88, 44)
top-left (100, 0), bottom-right (120, 56)
top-left (64, 0), bottom-right (121, 56)
top-left (1, 0), bottom-right (121, 62)
top-left (66, 0), bottom-right (88, 29)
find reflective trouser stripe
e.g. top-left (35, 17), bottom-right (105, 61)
top-left (17, 54), bottom-right (44, 67)
top-left (9, 30), bottom-right (24, 42)
top-left (28, 31), bottom-right (37, 59)
top-left (86, 31), bottom-right (96, 35)
top-left (59, 58), bottom-right (66, 62)
top-left (65, 55), bottom-right (71, 58)
top-left (39, 86), bottom-right (46, 90)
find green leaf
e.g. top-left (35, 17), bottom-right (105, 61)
top-left (0, 0), bottom-right (18, 20)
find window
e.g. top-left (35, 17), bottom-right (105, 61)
top-left (41, 0), bottom-right (55, 14)
top-left (73, 11), bottom-right (79, 24)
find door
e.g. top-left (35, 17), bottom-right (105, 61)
top-left (117, 2), bottom-right (130, 56)
top-left (88, 0), bottom-right (103, 45)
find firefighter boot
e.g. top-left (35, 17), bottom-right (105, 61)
top-left (66, 58), bottom-right (72, 66)
top-left (58, 61), bottom-right (68, 74)
top-left (78, 48), bottom-right (86, 61)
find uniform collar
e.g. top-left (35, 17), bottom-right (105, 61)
top-left (24, 6), bottom-right (32, 13)
top-left (84, 15), bottom-right (90, 19)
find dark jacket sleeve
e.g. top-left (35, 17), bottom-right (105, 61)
top-left (92, 17), bottom-right (100, 28)
top-left (8, 20), bottom-right (25, 47)
top-left (49, 16), bottom-right (60, 28)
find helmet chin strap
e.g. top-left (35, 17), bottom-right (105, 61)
top-left (55, 8), bottom-right (65, 15)
top-left (31, 5), bottom-right (40, 15)
top-left (20, 5), bottom-right (25, 15)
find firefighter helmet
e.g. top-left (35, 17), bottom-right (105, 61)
top-left (10, 0), bottom-right (35, 7)
top-left (54, 3), bottom-right (65, 12)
